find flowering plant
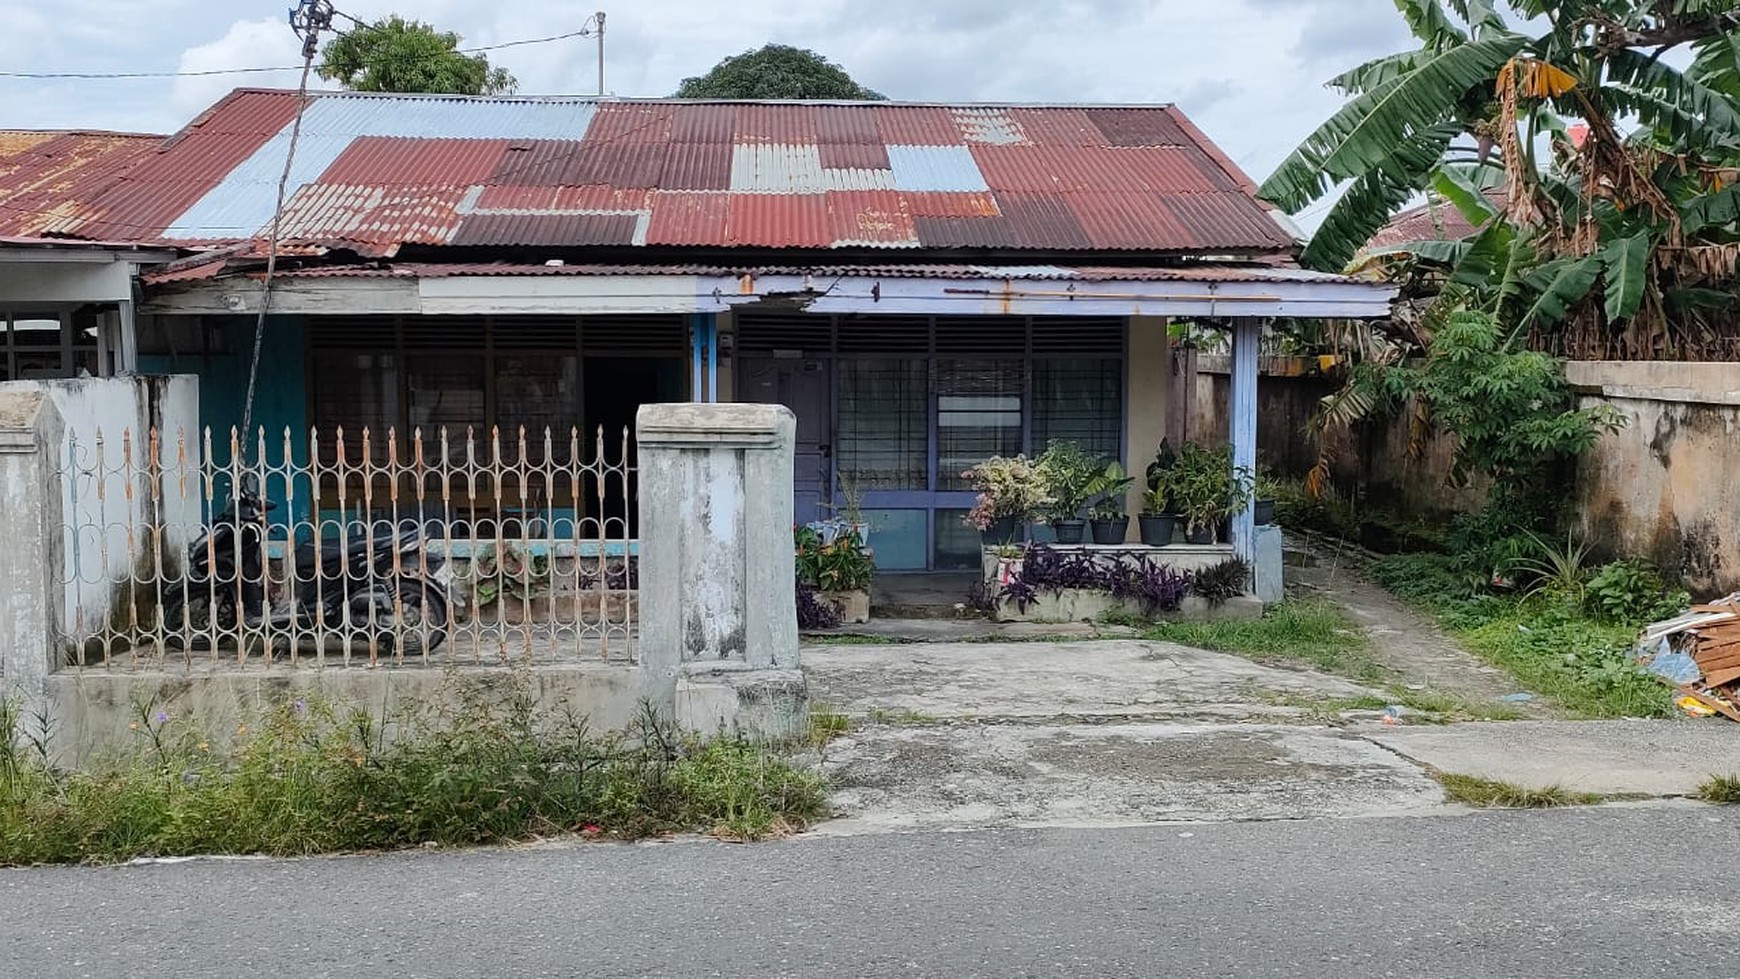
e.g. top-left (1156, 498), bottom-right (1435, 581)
top-left (961, 454), bottom-right (1053, 531)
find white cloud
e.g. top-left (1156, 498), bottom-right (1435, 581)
top-left (172, 18), bottom-right (308, 121)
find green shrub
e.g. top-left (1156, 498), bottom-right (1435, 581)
top-left (0, 688), bottom-right (828, 866)
top-left (1584, 559), bottom-right (1687, 626)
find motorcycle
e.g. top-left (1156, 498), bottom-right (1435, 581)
top-left (160, 476), bottom-right (453, 655)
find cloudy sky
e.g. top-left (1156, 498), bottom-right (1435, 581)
top-left (0, 0), bottom-right (1414, 218)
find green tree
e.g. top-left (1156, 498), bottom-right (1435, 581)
top-left (318, 15), bottom-right (517, 96)
top-left (674, 44), bottom-right (886, 100)
top-left (1265, 0), bottom-right (1740, 359)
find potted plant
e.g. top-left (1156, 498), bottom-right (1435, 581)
top-left (1253, 473), bottom-right (1280, 527)
top-left (963, 455), bottom-right (1052, 546)
top-left (1168, 442), bottom-right (1254, 545)
top-left (1037, 440), bottom-right (1100, 545)
top-left (1084, 460), bottom-right (1134, 544)
top-left (1138, 485), bottom-right (1179, 546)
top-left (463, 540), bottom-right (552, 624)
top-left (795, 525), bottom-right (875, 624)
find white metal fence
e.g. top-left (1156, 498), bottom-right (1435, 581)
top-left (54, 425), bottom-right (638, 670)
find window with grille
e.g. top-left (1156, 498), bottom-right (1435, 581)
top-left (1033, 358), bottom-right (1124, 463)
top-left (837, 358), bottom-right (928, 491)
top-left (0, 310), bottom-right (99, 380)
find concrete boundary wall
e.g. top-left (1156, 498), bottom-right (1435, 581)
top-left (1569, 362), bottom-right (1740, 596)
top-left (7, 398), bottom-right (807, 760)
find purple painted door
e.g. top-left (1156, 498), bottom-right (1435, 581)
top-left (741, 356), bottom-right (831, 524)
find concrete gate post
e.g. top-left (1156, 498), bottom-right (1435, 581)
top-left (635, 403), bottom-right (806, 740)
top-left (0, 389), bottom-right (66, 722)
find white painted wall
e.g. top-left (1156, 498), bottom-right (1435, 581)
top-left (0, 376), bottom-right (200, 646)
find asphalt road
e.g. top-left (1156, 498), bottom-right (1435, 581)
top-left (3, 804), bottom-right (1734, 978)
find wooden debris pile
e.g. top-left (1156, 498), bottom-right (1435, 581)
top-left (1639, 595), bottom-right (1740, 722)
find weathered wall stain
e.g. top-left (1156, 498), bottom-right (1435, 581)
top-left (1194, 360), bottom-right (1740, 596)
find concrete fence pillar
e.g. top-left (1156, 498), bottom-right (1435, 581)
top-left (635, 403), bottom-right (805, 740)
top-left (0, 389), bottom-right (66, 710)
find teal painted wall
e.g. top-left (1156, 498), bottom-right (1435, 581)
top-left (140, 315), bottom-right (309, 529)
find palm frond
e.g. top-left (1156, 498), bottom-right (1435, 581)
top-left (1301, 122), bottom-right (1461, 271)
top-left (1260, 32), bottom-right (1529, 213)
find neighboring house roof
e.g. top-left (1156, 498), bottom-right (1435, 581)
top-left (9, 89), bottom-right (1296, 257)
top-left (0, 130), bottom-right (164, 238)
top-left (1363, 191), bottom-right (1505, 254)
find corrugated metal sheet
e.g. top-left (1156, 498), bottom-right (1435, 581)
top-left (869, 105), bottom-right (961, 145)
top-left (451, 212), bottom-right (639, 247)
top-left (320, 137), bottom-right (510, 185)
top-left (1083, 108), bottom-right (1190, 147)
top-left (735, 104), bottom-right (818, 144)
top-left (818, 141), bottom-right (890, 170)
top-left (726, 194), bottom-right (830, 247)
top-left (0, 131), bottom-right (163, 237)
top-left (0, 89), bottom-right (1296, 256)
top-left (994, 193), bottom-right (1093, 250)
top-left (644, 191), bottom-right (730, 245)
top-left (260, 261), bottom-right (1366, 284)
top-left (952, 108), bottom-right (1028, 145)
top-left (660, 142), bottom-right (733, 190)
top-left (826, 191), bottom-right (918, 248)
top-left (886, 145), bottom-right (989, 193)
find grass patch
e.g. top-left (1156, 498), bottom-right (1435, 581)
top-left (0, 684), bottom-right (827, 866)
top-left (801, 634), bottom-right (909, 645)
top-left (1257, 689), bottom-right (1525, 725)
top-left (862, 708), bottom-right (945, 727)
top-left (1144, 598), bottom-right (1385, 683)
top-left (807, 708), bottom-right (853, 745)
top-left (1434, 772), bottom-right (1603, 809)
top-left (1370, 552), bottom-right (1669, 720)
top-left (1697, 774), bottom-right (1740, 804)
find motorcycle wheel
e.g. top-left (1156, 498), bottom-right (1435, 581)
top-left (377, 582), bottom-right (450, 656)
top-left (161, 591), bottom-right (237, 649)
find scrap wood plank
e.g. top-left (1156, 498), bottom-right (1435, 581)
top-left (1695, 635), bottom-right (1740, 657)
top-left (1644, 612), bottom-right (1738, 642)
top-left (1694, 648), bottom-right (1740, 674)
top-left (1676, 685), bottom-right (1740, 723)
top-left (1703, 665), bottom-right (1740, 688)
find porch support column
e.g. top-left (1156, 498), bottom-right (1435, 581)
top-left (1124, 316), bottom-right (1170, 539)
top-left (1228, 318), bottom-right (1259, 568)
top-left (688, 313), bottom-right (719, 403)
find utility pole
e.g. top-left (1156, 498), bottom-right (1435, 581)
top-left (593, 11), bottom-right (607, 95)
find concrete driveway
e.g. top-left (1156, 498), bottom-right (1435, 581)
top-left (803, 639), bottom-right (1444, 833)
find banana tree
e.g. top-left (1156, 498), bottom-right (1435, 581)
top-left (1264, 0), bottom-right (1740, 359)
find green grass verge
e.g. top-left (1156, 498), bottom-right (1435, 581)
top-left (1147, 599), bottom-right (1526, 723)
top-left (1370, 553), bottom-right (1671, 719)
top-left (1697, 774), bottom-right (1740, 804)
top-left (1435, 772), bottom-right (1603, 808)
top-left (0, 689), bottom-right (827, 866)
top-left (1144, 598), bottom-right (1383, 682)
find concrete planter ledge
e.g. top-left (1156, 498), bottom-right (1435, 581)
top-left (992, 589), bottom-right (1263, 625)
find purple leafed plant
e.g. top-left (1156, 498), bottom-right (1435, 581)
top-left (797, 582), bottom-right (843, 630)
top-left (1001, 545), bottom-right (1192, 615)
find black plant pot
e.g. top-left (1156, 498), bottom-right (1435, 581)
top-left (980, 516), bottom-right (1019, 547)
top-left (1186, 524), bottom-right (1217, 545)
top-left (1090, 516), bottom-right (1128, 545)
top-left (1254, 498), bottom-right (1276, 526)
top-left (1051, 518), bottom-right (1088, 545)
top-left (1138, 513), bottom-right (1177, 547)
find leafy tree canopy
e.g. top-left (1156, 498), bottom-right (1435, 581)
top-left (1266, 0), bottom-right (1740, 361)
top-left (318, 15), bottom-right (517, 96)
top-left (674, 44), bottom-right (885, 100)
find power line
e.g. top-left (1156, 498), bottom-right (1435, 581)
top-left (0, 26), bottom-right (597, 80)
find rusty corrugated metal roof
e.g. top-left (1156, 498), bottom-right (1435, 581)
top-left (4, 89), bottom-right (1296, 257)
top-left (0, 130), bottom-right (164, 237)
top-left (219, 261), bottom-right (1366, 284)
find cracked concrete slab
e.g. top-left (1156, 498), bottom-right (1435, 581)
top-left (1366, 719), bottom-right (1740, 796)
top-left (804, 639), bottom-right (1378, 723)
top-left (813, 722), bottom-right (1444, 834)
